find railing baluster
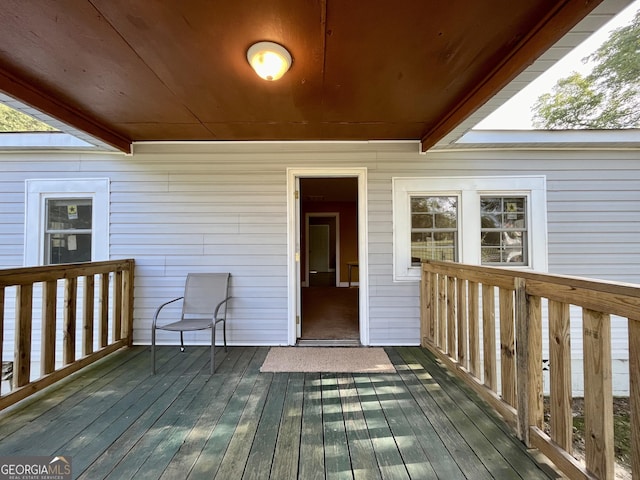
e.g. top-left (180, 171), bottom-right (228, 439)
top-left (583, 308), bottom-right (614, 479)
top-left (438, 274), bottom-right (446, 349)
top-left (527, 294), bottom-right (543, 431)
top-left (99, 273), bottom-right (110, 347)
top-left (468, 280), bottom-right (480, 378)
top-left (549, 300), bottom-right (572, 452)
top-left (63, 277), bottom-right (77, 365)
top-left (482, 284), bottom-right (496, 391)
top-left (457, 278), bottom-right (468, 369)
top-left (83, 275), bottom-right (95, 356)
top-left (500, 287), bottom-right (516, 406)
top-left (447, 276), bottom-right (456, 358)
top-left (113, 271), bottom-right (123, 341)
top-left (15, 284), bottom-right (33, 387)
top-left (41, 280), bottom-right (57, 375)
top-left (429, 271), bottom-right (437, 342)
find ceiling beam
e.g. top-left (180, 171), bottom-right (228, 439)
top-left (0, 68), bottom-right (131, 153)
top-left (420, 0), bottom-right (604, 151)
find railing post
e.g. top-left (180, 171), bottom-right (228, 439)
top-left (629, 317), bottom-right (639, 478)
top-left (123, 261), bottom-right (135, 347)
top-left (516, 277), bottom-right (543, 445)
top-left (515, 277), bottom-right (529, 443)
top-left (0, 288), bottom-right (4, 381)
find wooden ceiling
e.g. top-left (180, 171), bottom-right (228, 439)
top-left (0, 0), bottom-right (603, 153)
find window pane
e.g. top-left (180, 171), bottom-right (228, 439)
top-left (45, 233), bottom-right (92, 264)
top-left (411, 196), bottom-right (457, 265)
top-left (45, 198), bottom-right (92, 265)
top-left (47, 199), bottom-right (92, 230)
top-left (480, 196), bottom-right (527, 265)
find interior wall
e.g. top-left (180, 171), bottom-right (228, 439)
top-left (301, 200), bottom-right (358, 284)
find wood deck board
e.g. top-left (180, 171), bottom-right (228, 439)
top-left (337, 374), bottom-right (382, 480)
top-left (269, 373), bottom-right (304, 480)
top-left (403, 347), bottom-right (554, 479)
top-left (0, 346), bottom-right (559, 480)
top-left (354, 373), bottom-right (411, 479)
top-left (299, 372), bottom-right (325, 480)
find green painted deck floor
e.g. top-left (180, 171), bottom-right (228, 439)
top-left (0, 346), bottom-right (560, 479)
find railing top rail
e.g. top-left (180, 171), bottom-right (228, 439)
top-left (0, 259), bottom-right (134, 287)
top-left (422, 260), bottom-right (640, 300)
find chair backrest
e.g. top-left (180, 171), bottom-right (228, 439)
top-left (182, 273), bottom-right (230, 319)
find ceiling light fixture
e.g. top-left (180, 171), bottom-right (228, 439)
top-left (247, 41), bottom-right (292, 81)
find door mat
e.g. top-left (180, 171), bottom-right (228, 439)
top-left (259, 347), bottom-right (396, 373)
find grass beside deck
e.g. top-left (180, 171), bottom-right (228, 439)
top-left (0, 346), bottom-right (560, 479)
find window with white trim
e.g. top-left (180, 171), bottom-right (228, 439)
top-left (25, 179), bottom-right (109, 266)
top-left (393, 176), bottom-right (547, 281)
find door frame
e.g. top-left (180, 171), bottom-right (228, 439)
top-left (305, 212), bottom-right (340, 287)
top-left (287, 167), bottom-right (369, 345)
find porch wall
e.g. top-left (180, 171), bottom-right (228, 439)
top-left (0, 142), bottom-right (638, 393)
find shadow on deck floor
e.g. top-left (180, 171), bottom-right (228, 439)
top-left (0, 346), bottom-right (561, 479)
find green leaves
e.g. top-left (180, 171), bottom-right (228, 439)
top-left (532, 10), bottom-right (640, 129)
top-left (0, 104), bottom-right (56, 132)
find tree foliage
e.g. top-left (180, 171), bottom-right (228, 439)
top-left (532, 10), bottom-right (640, 129)
top-left (0, 103), bottom-right (56, 132)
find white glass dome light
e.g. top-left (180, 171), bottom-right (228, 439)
top-left (247, 41), bottom-right (292, 81)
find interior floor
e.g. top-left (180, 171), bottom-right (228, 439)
top-left (301, 286), bottom-right (359, 340)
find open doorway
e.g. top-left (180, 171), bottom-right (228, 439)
top-left (299, 177), bottom-right (359, 342)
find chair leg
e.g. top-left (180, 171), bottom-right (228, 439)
top-left (223, 319), bottom-right (227, 352)
top-left (180, 331), bottom-right (185, 352)
top-left (151, 326), bottom-right (156, 375)
top-left (211, 325), bottom-right (216, 375)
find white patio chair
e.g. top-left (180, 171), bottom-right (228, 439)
top-left (151, 273), bottom-right (231, 374)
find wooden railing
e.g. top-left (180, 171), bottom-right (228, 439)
top-left (0, 259), bottom-right (134, 410)
top-left (420, 260), bottom-right (639, 480)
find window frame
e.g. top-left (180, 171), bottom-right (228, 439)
top-left (392, 176), bottom-right (547, 281)
top-left (410, 193), bottom-right (461, 265)
top-left (25, 178), bottom-right (109, 266)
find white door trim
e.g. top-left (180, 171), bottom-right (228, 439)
top-left (286, 167), bottom-right (369, 345)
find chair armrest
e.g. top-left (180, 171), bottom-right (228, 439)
top-left (152, 296), bottom-right (184, 328)
top-left (213, 296), bottom-right (232, 319)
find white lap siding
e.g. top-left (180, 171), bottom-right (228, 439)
top-left (0, 143), bottom-right (638, 394)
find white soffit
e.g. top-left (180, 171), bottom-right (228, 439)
top-left (433, 0), bottom-right (635, 148)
